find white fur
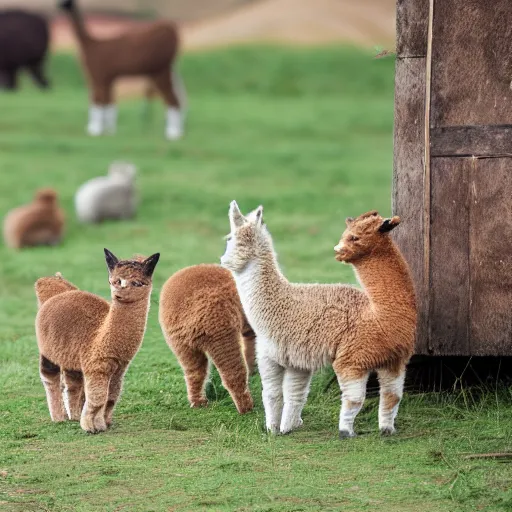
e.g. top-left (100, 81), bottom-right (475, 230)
top-left (104, 104), bottom-right (117, 135)
top-left (377, 369), bottom-right (405, 432)
top-left (280, 367), bottom-right (312, 434)
top-left (166, 107), bottom-right (183, 140)
top-left (87, 104), bottom-right (105, 136)
top-left (337, 375), bottom-right (368, 436)
top-left (62, 386), bottom-right (71, 419)
top-left (75, 162), bottom-right (137, 223)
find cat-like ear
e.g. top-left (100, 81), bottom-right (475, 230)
top-left (143, 253), bottom-right (160, 277)
top-left (229, 200), bottom-right (246, 231)
top-left (104, 248), bottom-right (119, 273)
top-left (378, 216), bottom-right (401, 233)
top-left (254, 205), bottom-right (263, 226)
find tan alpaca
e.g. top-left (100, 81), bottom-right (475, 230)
top-left (221, 202), bottom-right (416, 438)
top-left (159, 264), bottom-right (255, 413)
top-left (35, 249), bottom-right (160, 433)
top-left (59, 0), bottom-right (185, 140)
top-left (3, 188), bottom-right (64, 249)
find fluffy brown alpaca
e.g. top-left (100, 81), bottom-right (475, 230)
top-left (35, 249), bottom-right (160, 433)
top-left (221, 203), bottom-right (417, 438)
top-left (159, 264), bottom-right (255, 414)
top-left (59, 0), bottom-right (185, 140)
top-left (3, 188), bottom-right (64, 249)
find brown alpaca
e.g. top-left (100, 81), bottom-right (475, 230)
top-left (3, 188), bottom-right (64, 249)
top-left (159, 264), bottom-right (255, 413)
top-left (59, 0), bottom-right (185, 140)
top-left (35, 249), bottom-right (160, 433)
top-left (221, 203), bottom-right (417, 438)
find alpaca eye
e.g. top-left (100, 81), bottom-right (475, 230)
top-left (350, 236), bottom-right (359, 242)
top-left (112, 279), bottom-right (121, 286)
top-left (132, 281), bottom-right (143, 287)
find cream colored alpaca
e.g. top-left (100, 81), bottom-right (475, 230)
top-left (35, 249), bottom-right (159, 433)
top-left (159, 264), bottom-right (255, 413)
top-left (221, 202), bottom-right (416, 438)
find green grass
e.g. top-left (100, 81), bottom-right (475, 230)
top-left (0, 47), bottom-right (511, 511)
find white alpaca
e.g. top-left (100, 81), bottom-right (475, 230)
top-left (221, 202), bottom-right (417, 438)
top-left (75, 162), bottom-right (137, 223)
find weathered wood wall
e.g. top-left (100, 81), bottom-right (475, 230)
top-left (394, 0), bottom-right (512, 356)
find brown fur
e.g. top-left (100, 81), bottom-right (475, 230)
top-left (35, 272), bottom-right (78, 307)
top-left (59, 0), bottom-right (180, 109)
top-left (35, 248), bottom-right (159, 433)
top-left (222, 204), bottom-right (417, 436)
top-left (3, 188), bottom-right (64, 249)
top-left (159, 264), bottom-right (255, 413)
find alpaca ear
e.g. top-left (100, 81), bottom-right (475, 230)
top-left (143, 253), bottom-right (160, 277)
top-left (254, 205), bottom-right (264, 226)
top-left (345, 217), bottom-right (354, 227)
top-left (378, 216), bottom-right (401, 233)
top-left (229, 200), bottom-right (246, 231)
top-left (104, 248), bottom-right (119, 273)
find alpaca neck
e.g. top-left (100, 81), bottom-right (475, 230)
top-left (352, 240), bottom-right (416, 327)
top-left (234, 248), bottom-right (288, 327)
top-left (66, 5), bottom-right (91, 45)
top-left (104, 294), bottom-right (151, 358)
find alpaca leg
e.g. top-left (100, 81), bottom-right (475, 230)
top-left (377, 366), bottom-right (406, 435)
top-left (150, 70), bottom-right (183, 140)
top-left (81, 372), bottom-right (110, 433)
top-left (27, 62), bottom-right (50, 89)
top-left (88, 84), bottom-right (112, 136)
top-left (280, 367), bottom-right (312, 434)
top-left (335, 367), bottom-right (369, 439)
top-left (0, 69), bottom-right (18, 90)
top-left (104, 104), bottom-right (117, 135)
top-left (39, 355), bottom-right (67, 422)
top-left (104, 365), bottom-right (127, 427)
top-left (61, 370), bottom-right (85, 421)
top-left (242, 332), bottom-right (256, 375)
top-left (207, 333), bottom-right (253, 414)
top-left (172, 343), bottom-right (209, 407)
top-left (258, 351), bottom-right (285, 433)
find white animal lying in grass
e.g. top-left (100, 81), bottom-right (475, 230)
top-left (75, 162), bottom-right (137, 223)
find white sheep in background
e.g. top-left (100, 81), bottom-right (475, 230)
top-left (75, 161), bottom-right (137, 223)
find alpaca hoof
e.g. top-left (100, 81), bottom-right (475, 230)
top-left (280, 418), bottom-right (303, 435)
top-left (87, 125), bottom-right (103, 136)
top-left (380, 427), bottom-right (396, 436)
top-left (236, 394), bottom-right (254, 414)
top-left (190, 398), bottom-right (208, 408)
top-left (165, 127), bottom-right (183, 141)
top-left (266, 424), bottom-right (279, 435)
top-left (80, 416), bottom-right (107, 434)
top-left (339, 430), bottom-right (357, 440)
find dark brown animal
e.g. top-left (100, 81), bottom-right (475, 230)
top-left (0, 9), bottom-right (50, 90)
top-left (159, 264), bottom-right (255, 414)
top-left (3, 189), bottom-right (65, 249)
top-left (35, 249), bottom-right (160, 433)
top-left (59, 0), bottom-right (185, 139)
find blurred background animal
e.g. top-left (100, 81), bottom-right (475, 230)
top-left (0, 9), bottom-right (50, 90)
top-left (3, 189), bottom-right (65, 249)
top-left (75, 161), bottom-right (137, 223)
top-left (59, 0), bottom-right (185, 139)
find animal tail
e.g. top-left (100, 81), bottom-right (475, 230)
top-left (35, 272), bottom-right (78, 307)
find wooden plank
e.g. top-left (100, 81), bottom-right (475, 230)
top-left (430, 0), bottom-right (512, 127)
top-left (393, 57), bottom-right (428, 353)
top-left (429, 158), bottom-right (470, 355)
top-left (431, 125), bottom-right (512, 157)
top-left (469, 157), bottom-right (512, 355)
top-left (396, 0), bottom-right (429, 58)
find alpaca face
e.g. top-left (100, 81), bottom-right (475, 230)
top-left (221, 201), bottom-right (265, 273)
top-left (334, 211), bottom-right (400, 263)
top-left (104, 249), bottom-right (160, 303)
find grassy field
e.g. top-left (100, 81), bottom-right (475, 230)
top-left (0, 47), bottom-right (511, 512)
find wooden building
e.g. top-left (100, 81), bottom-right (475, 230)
top-left (393, 0), bottom-right (512, 356)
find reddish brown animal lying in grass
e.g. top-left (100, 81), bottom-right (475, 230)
top-left (59, 0), bottom-right (185, 140)
top-left (3, 189), bottom-right (64, 249)
top-left (35, 249), bottom-right (160, 433)
top-left (159, 264), bottom-right (255, 413)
